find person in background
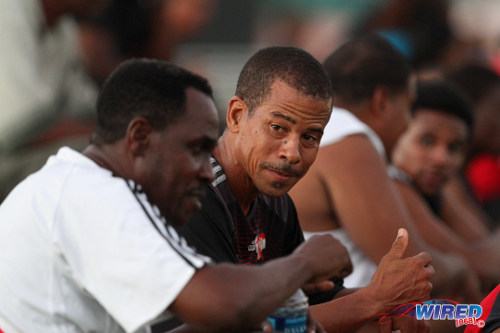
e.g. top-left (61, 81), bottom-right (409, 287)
top-left (444, 64), bottom-right (500, 225)
top-left (289, 34), bottom-right (476, 304)
top-left (0, 0), bottom-right (111, 202)
top-left (177, 45), bottom-right (434, 333)
top-left (0, 59), bottom-right (349, 333)
top-left (78, 0), bottom-right (216, 85)
top-left (465, 284), bottom-right (500, 333)
top-left (391, 79), bottom-right (500, 295)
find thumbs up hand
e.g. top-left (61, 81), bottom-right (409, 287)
top-left (384, 228), bottom-right (409, 260)
top-left (365, 228), bottom-right (434, 313)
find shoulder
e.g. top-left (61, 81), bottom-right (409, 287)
top-left (321, 107), bottom-right (372, 147)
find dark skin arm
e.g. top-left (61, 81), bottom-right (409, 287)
top-left (291, 135), bottom-right (467, 297)
top-left (167, 234), bottom-right (350, 332)
top-left (309, 229), bottom-right (434, 333)
top-left (395, 180), bottom-right (490, 300)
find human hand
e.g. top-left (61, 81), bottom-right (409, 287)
top-left (367, 228), bottom-right (434, 312)
top-left (378, 316), bottom-right (430, 333)
top-left (301, 280), bottom-right (335, 296)
top-left (294, 234), bottom-right (352, 283)
top-left (306, 309), bottom-right (325, 333)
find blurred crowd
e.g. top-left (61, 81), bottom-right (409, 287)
top-left (1, 0), bottom-right (500, 332)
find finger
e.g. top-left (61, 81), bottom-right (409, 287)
top-left (260, 319), bottom-right (273, 332)
top-left (378, 318), bottom-right (393, 333)
top-left (414, 252), bottom-right (433, 267)
top-left (306, 310), bottom-right (315, 333)
top-left (426, 264), bottom-right (435, 279)
top-left (302, 281), bottom-right (334, 295)
top-left (384, 228), bottom-right (408, 261)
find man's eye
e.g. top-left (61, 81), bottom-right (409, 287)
top-left (271, 124), bottom-right (284, 132)
top-left (191, 146), bottom-right (202, 154)
top-left (420, 136), bottom-right (434, 147)
top-left (448, 142), bottom-right (464, 154)
top-left (303, 134), bottom-right (318, 143)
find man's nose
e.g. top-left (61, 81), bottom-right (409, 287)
top-left (199, 156), bottom-right (215, 183)
top-left (431, 144), bottom-right (451, 167)
top-left (279, 136), bottom-right (301, 164)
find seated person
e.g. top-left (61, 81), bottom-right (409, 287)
top-left (289, 34), bottom-right (474, 303)
top-left (391, 79), bottom-right (500, 295)
top-left (445, 64), bottom-right (500, 225)
top-left (465, 284), bottom-right (500, 333)
top-left (177, 44), bottom-right (434, 332)
top-left (0, 59), bottom-right (352, 333)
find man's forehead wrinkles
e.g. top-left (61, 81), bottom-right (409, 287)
top-left (271, 112), bottom-right (296, 124)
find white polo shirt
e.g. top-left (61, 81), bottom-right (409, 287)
top-left (0, 147), bottom-right (211, 333)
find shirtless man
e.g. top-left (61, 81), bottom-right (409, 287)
top-left (290, 35), bottom-right (477, 301)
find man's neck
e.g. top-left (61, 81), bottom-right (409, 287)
top-left (214, 137), bottom-right (260, 215)
top-left (82, 144), bottom-right (127, 179)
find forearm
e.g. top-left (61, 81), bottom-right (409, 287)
top-left (310, 288), bottom-right (382, 333)
top-left (170, 256), bottom-right (316, 331)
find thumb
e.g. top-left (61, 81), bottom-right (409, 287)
top-left (385, 228), bottom-right (408, 260)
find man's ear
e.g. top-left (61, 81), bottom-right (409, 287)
top-left (370, 86), bottom-right (391, 118)
top-left (126, 117), bottom-right (152, 156)
top-left (226, 96), bottom-right (248, 133)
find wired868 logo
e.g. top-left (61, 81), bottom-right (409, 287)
top-left (379, 300), bottom-right (484, 328)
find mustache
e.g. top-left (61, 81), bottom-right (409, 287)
top-left (260, 162), bottom-right (304, 178)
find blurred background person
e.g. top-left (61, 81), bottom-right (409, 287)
top-left (391, 80), bottom-right (500, 296)
top-left (445, 64), bottom-right (500, 226)
top-left (0, 0), bottom-right (110, 202)
top-left (78, 0), bottom-right (217, 85)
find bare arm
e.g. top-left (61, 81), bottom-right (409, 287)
top-left (310, 229), bottom-right (433, 333)
top-left (395, 179), bottom-right (500, 292)
top-left (291, 135), bottom-right (475, 299)
top-left (168, 234), bottom-right (351, 332)
top-left (294, 135), bottom-right (427, 262)
top-left (441, 175), bottom-right (492, 241)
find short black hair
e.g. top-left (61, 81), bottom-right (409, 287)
top-left (323, 34), bottom-right (411, 105)
top-left (235, 46), bottom-right (333, 113)
top-left (92, 58), bottom-right (213, 144)
top-left (412, 80), bottom-right (473, 130)
top-left (447, 64), bottom-right (500, 105)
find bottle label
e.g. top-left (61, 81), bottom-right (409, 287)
top-left (267, 315), bottom-right (307, 333)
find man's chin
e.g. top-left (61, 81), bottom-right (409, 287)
top-left (260, 182), bottom-right (292, 197)
top-left (164, 209), bottom-right (193, 227)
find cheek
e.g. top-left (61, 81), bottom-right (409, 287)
top-left (450, 154), bottom-right (465, 171)
top-left (301, 148), bottom-right (318, 170)
top-left (401, 142), bottom-right (424, 171)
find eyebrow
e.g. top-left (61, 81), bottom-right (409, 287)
top-left (272, 112), bottom-right (296, 124)
top-left (271, 112), bottom-right (324, 135)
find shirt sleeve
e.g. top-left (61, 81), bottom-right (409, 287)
top-left (485, 285), bottom-right (500, 333)
top-left (177, 189), bottom-right (238, 263)
top-left (55, 176), bottom-right (211, 332)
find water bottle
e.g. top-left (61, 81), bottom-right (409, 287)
top-left (267, 289), bottom-right (308, 333)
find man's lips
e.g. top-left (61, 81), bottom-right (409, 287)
top-left (422, 172), bottom-right (446, 188)
top-left (266, 168), bottom-right (297, 182)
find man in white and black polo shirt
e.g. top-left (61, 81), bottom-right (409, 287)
top-left (0, 59), bottom-right (348, 333)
